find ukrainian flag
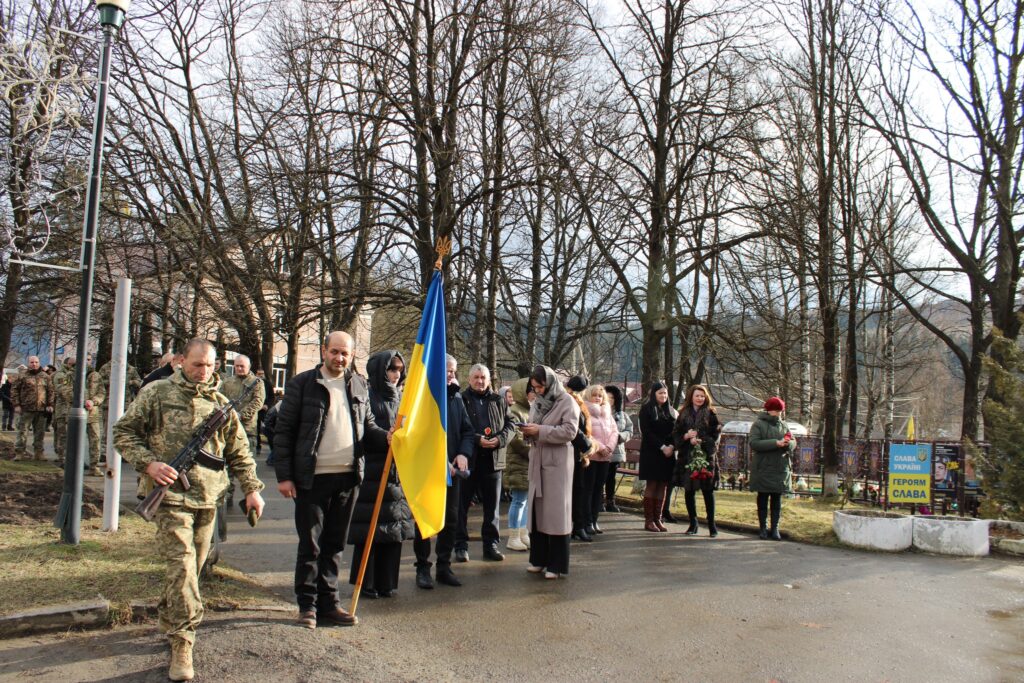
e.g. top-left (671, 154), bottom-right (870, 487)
top-left (392, 271), bottom-right (449, 537)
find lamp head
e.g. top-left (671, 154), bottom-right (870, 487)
top-left (96, 0), bottom-right (130, 29)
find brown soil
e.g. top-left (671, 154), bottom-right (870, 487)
top-left (0, 470), bottom-right (104, 525)
top-left (989, 525), bottom-right (1024, 541)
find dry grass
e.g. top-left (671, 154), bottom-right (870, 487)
top-left (0, 508), bottom-right (281, 619)
top-left (613, 476), bottom-right (888, 546)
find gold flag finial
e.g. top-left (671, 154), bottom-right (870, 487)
top-left (434, 236), bottom-right (451, 271)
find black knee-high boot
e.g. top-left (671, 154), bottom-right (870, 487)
top-left (756, 492), bottom-right (769, 539)
top-left (769, 493), bottom-right (782, 540)
top-left (704, 487), bottom-right (717, 537)
top-left (684, 490), bottom-right (698, 534)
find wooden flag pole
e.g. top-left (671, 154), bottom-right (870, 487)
top-left (349, 414), bottom-right (404, 616)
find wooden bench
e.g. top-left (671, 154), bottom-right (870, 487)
top-left (615, 437), bottom-right (642, 492)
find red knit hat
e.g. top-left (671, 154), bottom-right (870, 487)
top-left (763, 396), bottom-right (785, 412)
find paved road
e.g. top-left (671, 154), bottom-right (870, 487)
top-left (2, 459), bottom-right (1022, 682)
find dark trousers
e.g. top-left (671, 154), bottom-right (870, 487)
top-left (348, 541), bottom-right (402, 594)
top-left (1, 405), bottom-right (12, 430)
top-left (414, 479), bottom-right (460, 570)
top-left (756, 492), bottom-right (782, 529)
top-left (529, 508), bottom-right (570, 575)
top-left (293, 472), bottom-right (359, 613)
top-left (605, 463), bottom-right (619, 502)
top-left (571, 458), bottom-right (586, 530)
top-left (256, 408), bottom-right (267, 451)
top-left (586, 461), bottom-right (611, 525)
top-left (456, 462), bottom-right (501, 551)
top-left (685, 484), bottom-right (715, 524)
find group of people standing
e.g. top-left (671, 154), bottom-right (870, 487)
top-left (109, 328), bottom-right (798, 683)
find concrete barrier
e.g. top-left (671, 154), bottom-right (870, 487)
top-left (833, 510), bottom-right (913, 551)
top-left (912, 515), bottom-right (989, 557)
top-left (989, 520), bottom-right (1024, 557)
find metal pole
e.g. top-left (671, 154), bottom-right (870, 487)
top-left (102, 277), bottom-right (131, 531)
top-left (55, 4), bottom-right (127, 543)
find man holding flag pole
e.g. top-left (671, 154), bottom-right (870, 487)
top-left (350, 241), bottom-right (455, 614)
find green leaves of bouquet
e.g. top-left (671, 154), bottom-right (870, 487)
top-left (687, 442), bottom-right (714, 480)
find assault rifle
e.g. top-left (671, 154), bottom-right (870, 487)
top-left (135, 380), bottom-right (259, 522)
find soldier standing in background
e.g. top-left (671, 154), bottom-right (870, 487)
top-left (51, 356), bottom-right (75, 465)
top-left (220, 355), bottom-right (265, 455)
top-left (114, 338), bottom-right (265, 682)
top-left (12, 356), bottom-right (53, 461)
top-left (98, 358), bottom-right (143, 455)
top-left (82, 355), bottom-right (106, 476)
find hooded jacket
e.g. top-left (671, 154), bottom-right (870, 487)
top-left (504, 378), bottom-right (531, 491)
top-left (348, 350), bottom-right (414, 545)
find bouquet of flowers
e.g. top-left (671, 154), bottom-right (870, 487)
top-left (686, 441), bottom-right (714, 481)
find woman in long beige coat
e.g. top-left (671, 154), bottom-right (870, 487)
top-left (521, 365), bottom-right (580, 579)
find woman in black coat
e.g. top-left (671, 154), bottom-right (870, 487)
top-left (672, 384), bottom-right (722, 536)
top-left (638, 382), bottom-right (677, 532)
top-left (348, 350), bottom-right (415, 598)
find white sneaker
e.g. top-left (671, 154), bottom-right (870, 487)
top-left (506, 531), bottom-right (528, 552)
top-left (543, 571), bottom-right (558, 580)
top-left (527, 564), bottom-right (544, 573)
top-left (520, 527), bottom-right (531, 549)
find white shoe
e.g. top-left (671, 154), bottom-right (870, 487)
top-left (506, 531), bottom-right (528, 552)
top-left (543, 571), bottom-right (558, 580)
top-left (520, 527), bottom-right (531, 549)
top-left (527, 564), bottom-right (544, 573)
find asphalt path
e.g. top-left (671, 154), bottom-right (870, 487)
top-left (1, 458), bottom-right (1022, 682)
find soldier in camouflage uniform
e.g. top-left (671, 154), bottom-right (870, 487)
top-left (12, 356), bottom-right (53, 460)
top-left (51, 357), bottom-right (75, 464)
top-left (219, 355), bottom-right (265, 454)
top-left (114, 339), bottom-right (265, 682)
top-left (97, 358), bottom-right (143, 463)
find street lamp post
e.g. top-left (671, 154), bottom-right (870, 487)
top-left (55, 0), bottom-right (131, 545)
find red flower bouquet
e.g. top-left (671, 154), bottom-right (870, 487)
top-left (686, 442), bottom-right (714, 480)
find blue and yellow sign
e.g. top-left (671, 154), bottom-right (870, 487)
top-left (887, 443), bottom-right (932, 503)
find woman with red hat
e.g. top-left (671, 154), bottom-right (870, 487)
top-left (748, 396), bottom-right (796, 540)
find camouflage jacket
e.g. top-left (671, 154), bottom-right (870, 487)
top-left (52, 366), bottom-right (105, 421)
top-left (11, 369), bottom-right (53, 412)
top-left (113, 369), bottom-right (264, 509)
top-left (98, 361), bottom-right (144, 410)
top-left (219, 373), bottom-right (265, 435)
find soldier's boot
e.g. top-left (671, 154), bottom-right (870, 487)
top-left (168, 639), bottom-right (194, 681)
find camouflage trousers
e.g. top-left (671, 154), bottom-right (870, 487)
top-left (52, 414), bottom-right (102, 467)
top-left (155, 505), bottom-right (217, 645)
top-left (15, 411), bottom-right (47, 459)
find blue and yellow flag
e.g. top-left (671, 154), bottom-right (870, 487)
top-left (392, 271), bottom-right (448, 538)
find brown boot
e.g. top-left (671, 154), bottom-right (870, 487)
top-left (653, 493), bottom-right (668, 532)
top-left (168, 639), bottom-right (194, 681)
top-left (643, 498), bottom-right (660, 532)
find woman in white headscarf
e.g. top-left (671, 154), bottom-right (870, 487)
top-left (520, 365), bottom-right (580, 579)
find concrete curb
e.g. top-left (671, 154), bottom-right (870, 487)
top-left (0, 600), bottom-right (109, 639)
top-left (0, 600), bottom-right (295, 640)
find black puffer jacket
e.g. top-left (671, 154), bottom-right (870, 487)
top-left (348, 350), bottom-right (415, 545)
top-left (273, 363), bottom-right (386, 490)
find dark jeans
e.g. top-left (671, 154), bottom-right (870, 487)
top-left (293, 472), bottom-right (359, 613)
top-left (605, 462), bottom-right (619, 502)
top-left (256, 408), bottom-right (267, 451)
top-left (586, 461), bottom-right (611, 525)
top-left (529, 508), bottom-right (570, 575)
top-left (414, 479), bottom-right (460, 570)
top-left (456, 462), bottom-right (501, 551)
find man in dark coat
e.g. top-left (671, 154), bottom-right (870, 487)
top-left (413, 354), bottom-right (475, 589)
top-left (141, 351), bottom-right (183, 388)
top-left (273, 331), bottom-right (387, 629)
top-left (456, 363), bottom-right (515, 562)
